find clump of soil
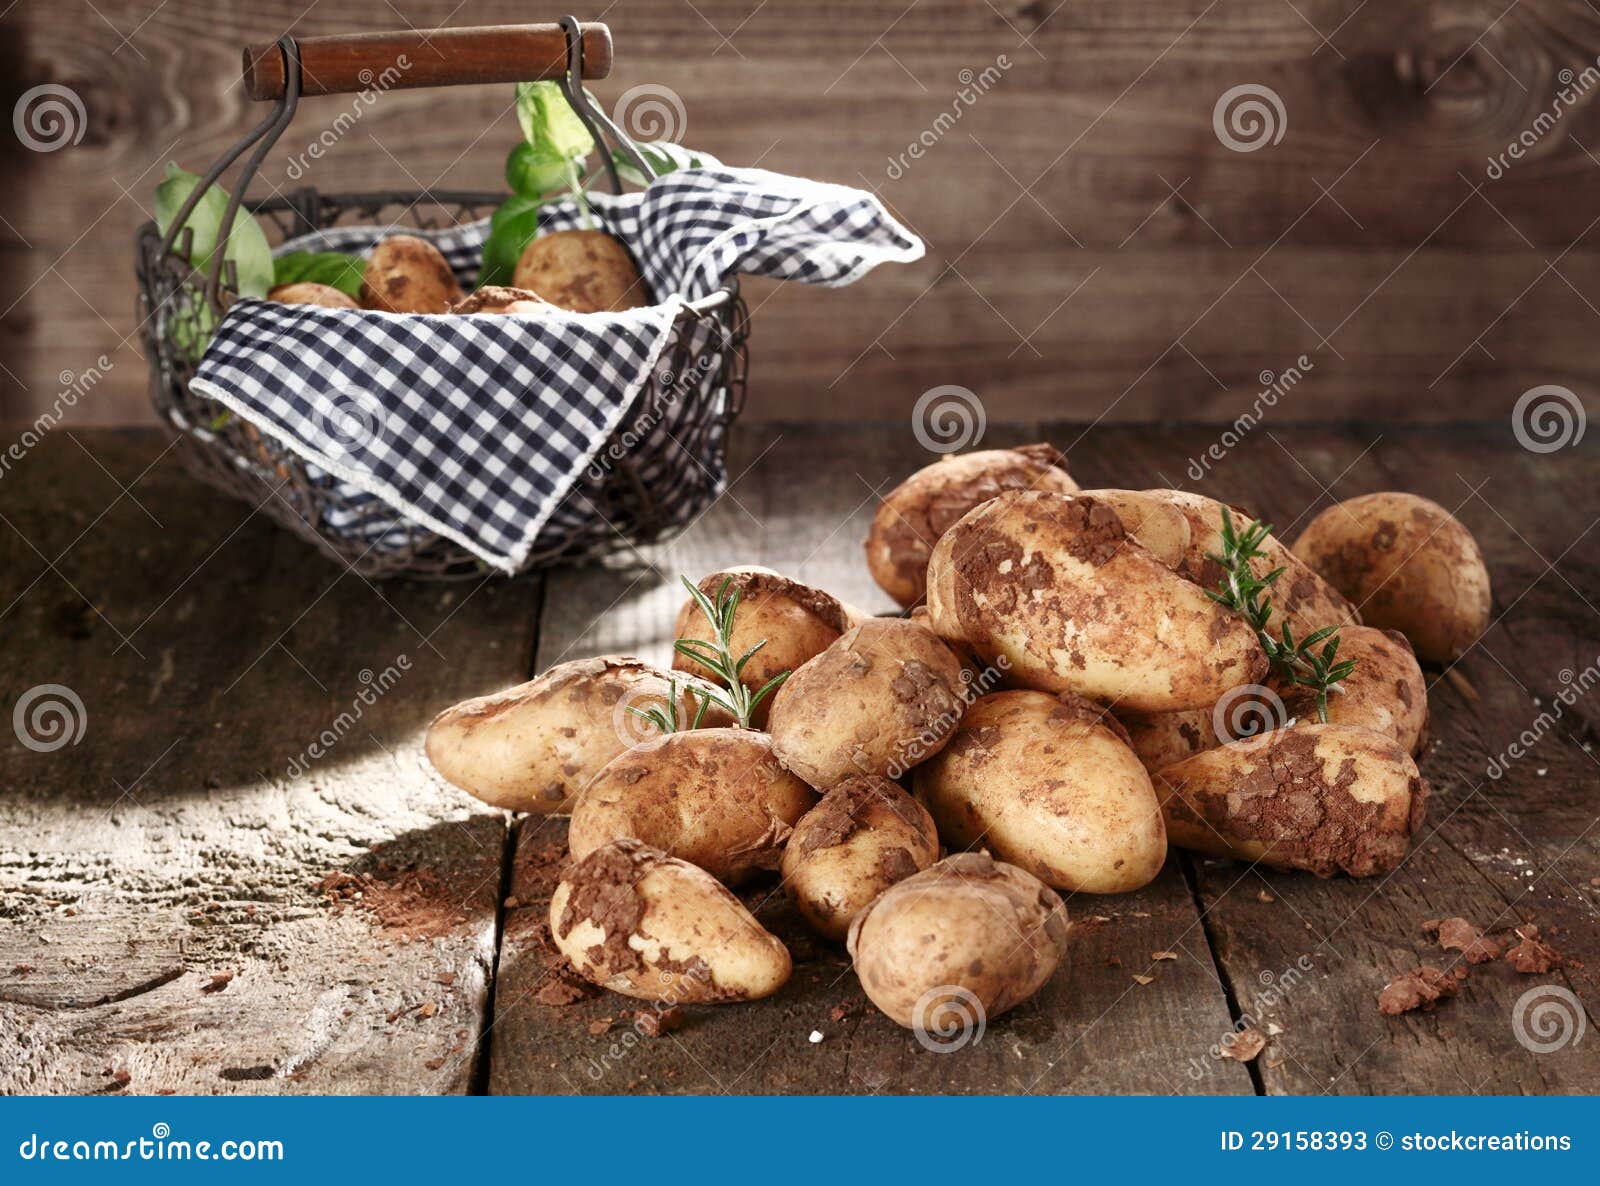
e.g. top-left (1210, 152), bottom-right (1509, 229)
top-left (1378, 966), bottom-right (1463, 1015)
top-left (316, 866), bottom-right (470, 940)
top-left (1427, 917), bottom-right (1502, 964)
top-left (1503, 925), bottom-right (1563, 974)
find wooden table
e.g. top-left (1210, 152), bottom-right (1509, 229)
top-left (2, 423), bottom-right (1595, 1096)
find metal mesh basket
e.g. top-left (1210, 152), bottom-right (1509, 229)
top-left (132, 19), bottom-right (749, 579)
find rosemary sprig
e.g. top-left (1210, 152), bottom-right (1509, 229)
top-left (625, 677), bottom-right (712, 736)
top-left (1205, 508), bottom-right (1357, 723)
top-left (669, 576), bottom-right (790, 729)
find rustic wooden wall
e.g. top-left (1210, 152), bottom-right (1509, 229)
top-left (5, 0), bottom-right (1600, 428)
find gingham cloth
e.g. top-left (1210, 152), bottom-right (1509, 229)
top-left (187, 167), bottom-right (924, 572)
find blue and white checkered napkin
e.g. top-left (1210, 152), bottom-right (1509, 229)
top-left (187, 167), bottom-right (923, 572)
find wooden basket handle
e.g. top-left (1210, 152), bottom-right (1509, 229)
top-left (242, 22), bottom-right (613, 100)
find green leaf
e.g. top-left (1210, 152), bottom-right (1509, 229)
top-left (515, 81), bottom-right (594, 162)
top-left (273, 250), bottom-right (364, 298)
top-left (154, 163), bottom-right (273, 298)
top-left (478, 193), bottom-right (543, 287)
top-left (612, 140), bottom-right (722, 187)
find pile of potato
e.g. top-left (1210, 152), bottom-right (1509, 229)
top-left (268, 229), bottom-right (650, 315)
top-left (424, 444), bottom-right (1492, 1034)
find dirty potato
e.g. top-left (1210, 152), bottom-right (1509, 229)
top-left (1291, 492), bottom-right (1491, 662)
top-left (568, 728), bottom-right (817, 884)
top-left (551, 839), bottom-right (791, 1002)
top-left (1117, 708), bottom-right (1221, 777)
top-left (424, 656), bottom-right (730, 814)
top-left (673, 567), bottom-right (852, 728)
top-left (865, 444), bottom-right (1080, 607)
top-left (513, 229), bottom-right (650, 312)
top-left (446, 285), bottom-right (558, 315)
top-left (915, 691), bottom-right (1167, 893)
top-left (268, 282), bottom-right (359, 309)
top-left (925, 491), bottom-right (1267, 713)
top-left (1155, 723), bottom-right (1428, 877)
top-left (1274, 626), bottom-right (1427, 755)
top-left (780, 776), bottom-right (939, 941)
top-left (767, 617), bottom-right (967, 788)
top-left (360, 234), bottom-right (464, 314)
top-left (1070, 489), bottom-right (1192, 571)
top-left (848, 853), bottom-right (1070, 1030)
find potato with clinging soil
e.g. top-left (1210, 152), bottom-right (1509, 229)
top-left (865, 443), bottom-right (1079, 607)
top-left (848, 853), bottom-right (1070, 1030)
top-left (1117, 708), bottom-right (1220, 777)
top-left (513, 229), bottom-right (651, 312)
top-left (269, 282), bottom-right (358, 309)
top-left (925, 490), bottom-right (1267, 713)
top-left (568, 728), bottom-right (817, 885)
top-left (424, 656), bottom-right (730, 814)
top-left (915, 690), bottom-right (1168, 894)
top-left (551, 839), bottom-right (791, 1003)
top-left (1272, 625), bottom-right (1428, 755)
top-left (360, 234), bottom-right (463, 314)
top-left (446, 285), bottom-right (558, 315)
top-left (1155, 722), bottom-right (1428, 878)
top-left (767, 617), bottom-right (967, 788)
top-left (1291, 492), bottom-right (1491, 662)
top-left (780, 776), bottom-right (939, 941)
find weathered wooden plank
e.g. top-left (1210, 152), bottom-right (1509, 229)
top-left (0, 430), bottom-right (540, 1094)
top-left (488, 423), bottom-right (1253, 1095)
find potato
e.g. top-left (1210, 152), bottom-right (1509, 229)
top-left (1070, 489), bottom-right (1191, 570)
top-left (360, 234), bottom-right (463, 314)
top-left (1147, 489), bottom-right (1358, 635)
top-left (424, 656), bottom-right (730, 814)
top-left (513, 229), bottom-right (650, 312)
top-left (914, 691), bottom-right (1167, 893)
top-left (768, 617), bottom-right (967, 788)
top-left (1291, 492), bottom-right (1491, 662)
top-left (673, 567), bottom-right (851, 729)
top-left (1155, 723), bottom-right (1428, 877)
top-left (447, 285), bottom-right (558, 315)
top-left (780, 776), bottom-right (939, 941)
top-left (1117, 708), bottom-right (1221, 776)
top-left (925, 490), bottom-right (1267, 712)
top-left (551, 839), bottom-right (791, 1002)
top-left (865, 444), bottom-right (1079, 607)
top-left (269, 282), bottom-right (358, 309)
top-left (847, 853), bottom-right (1070, 1031)
top-left (1274, 626), bottom-right (1427, 755)
top-left (568, 728), bottom-right (817, 884)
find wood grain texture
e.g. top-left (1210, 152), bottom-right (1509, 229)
top-left (9, 1), bottom-right (1600, 427)
top-left (0, 430), bottom-right (540, 1094)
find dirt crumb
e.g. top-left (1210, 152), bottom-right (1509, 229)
top-left (588, 1017), bottom-right (614, 1036)
top-left (1504, 925), bottom-right (1563, 974)
top-left (1378, 966), bottom-right (1460, 1015)
top-left (535, 960), bottom-right (601, 1007)
top-left (317, 866), bottom-right (473, 940)
top-left (200, 970), bottom-right (235, 994)
top-left (1435, 917), bottom-right (1501, 964)
top-left (634, 1006), bottom-right (687, 1037)
top-left (1221, 1028), bottom-right (1267, 1062)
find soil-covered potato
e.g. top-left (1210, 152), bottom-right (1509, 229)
top-left (513, 229), bottom-right (650, 312)
top-left (1149, 489), bottom-right (1359, 636)
top-left (780, 776), bottom-right (939, 941)
top-left (847, 853), bottom-right (1070, 1030)
top-left (446, 285), bottom-right (558, 315)
top-left (914, 691), bottom-right (1167, 893)
top-left (1291, 492), bottom-right (1491, 662)
top-left (925, 490), bottom-right (1267, 712)
top-left (1274, 626), bottom-right (1427, 755)
top-left (1117, 708), bottom-right (1221, 776)
top-left (360, 234), bottom-right (463, 314)
top-left (767, 617), bottom-right (967, 788)
top-left (551, 839), bottom-right (791, 1002)
top-left (424, 656), bottom-right (730, 814)
top-left (568, 728), bottom-right (817, 884)
top-left (1071, 489), bottom-right (1192, 571)
top-left (269, 282), bottom-right (359, 309)
top-left (673, 567), bottom-right (852, 729)
top-left (1155, 723), bottom-right (1428, 877)
top-left (865, 444), bottom-right (1079, 607)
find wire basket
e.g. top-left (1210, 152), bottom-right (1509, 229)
top-left (133, 18), bottom-right (749, 579)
